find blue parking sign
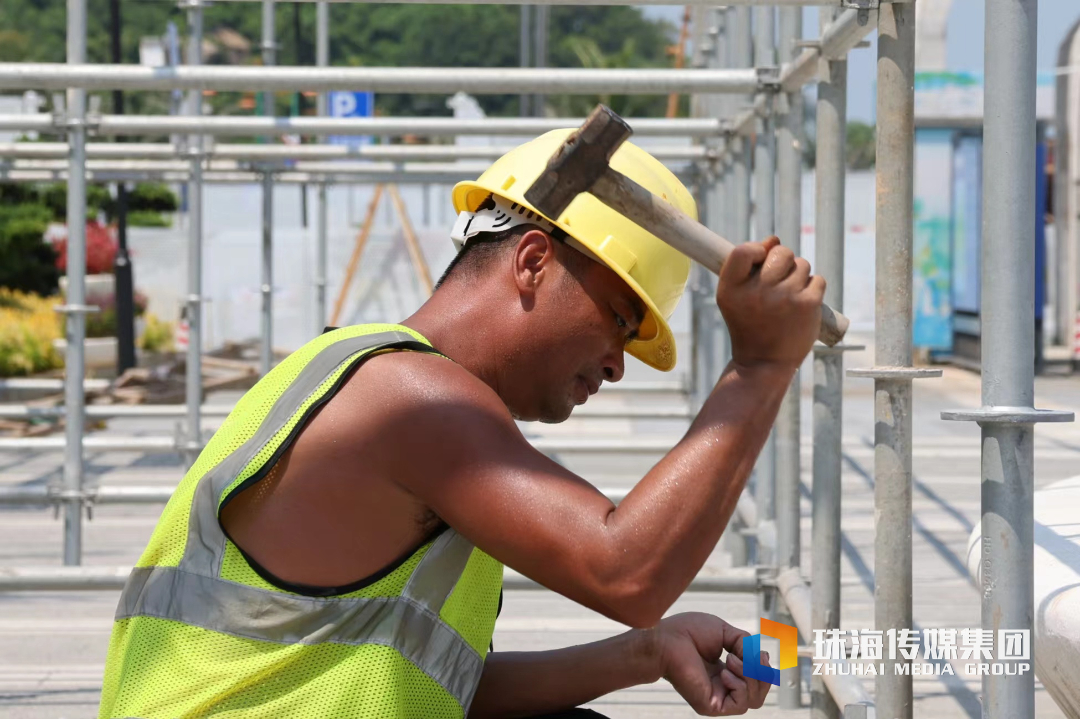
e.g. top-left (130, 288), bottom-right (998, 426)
top-left (328, 91), bottom-right (374, 147)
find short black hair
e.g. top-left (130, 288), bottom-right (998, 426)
top-left (435, 223), bottom-right (589, 290)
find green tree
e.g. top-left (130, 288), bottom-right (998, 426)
top-left (846, 121), bottom-right (876, 170)
top-left (801, 121), bottom-right (877, 170)
top-left (2, 0), bottom-right (676, 120)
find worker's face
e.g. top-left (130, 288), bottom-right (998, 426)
top-left (506, 231), bottom-right (643, 423)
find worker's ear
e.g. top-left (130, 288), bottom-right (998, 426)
top-left (512, 229), bottom-right (559, 298)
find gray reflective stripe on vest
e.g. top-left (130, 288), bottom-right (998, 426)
top-left (115, 561), bottom-right (483, 711)
top-left (116, 328), bottom-right (487, 713)
top-left (403, 529), bottom-right (477, 612)
top-left (181, 329), bottom-right (421, 577)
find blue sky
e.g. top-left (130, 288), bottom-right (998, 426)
top-left (642, 1), bottom-right (1080, 122)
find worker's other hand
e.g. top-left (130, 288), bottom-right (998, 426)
top-left (654, 612), bottom-right (771, 716)
top-left (716, 236), bottom-right (825, 370)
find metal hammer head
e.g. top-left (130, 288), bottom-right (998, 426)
top-left (524, 105), bottom-right (633, 221)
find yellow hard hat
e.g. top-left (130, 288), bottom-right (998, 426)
top-left (452, 129), bottom-right (695, 371)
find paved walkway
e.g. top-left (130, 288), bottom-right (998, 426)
top-left (1, 339), bottom-right (1076, 718)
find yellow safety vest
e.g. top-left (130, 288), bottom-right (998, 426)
top-left (98, 324), bottom-right (504, 718)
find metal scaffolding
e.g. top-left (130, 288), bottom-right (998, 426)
top-left (939, 1), bottom-right (1074, 718)
top-left (0, 1), bottom-right (1072, 717)
top-left (811, 9), bottom-right (853, 719)
top-left (0, 141), bottom-right (718, 161)
top-left (774, 5), bottom-right (803, 710)
top-left (0, 113), bottom-right (732, 136)
top-left (185, 0), bottom-right (205, 464)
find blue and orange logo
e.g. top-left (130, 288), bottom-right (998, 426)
top-left (741, 618), bottom-right (798, 686)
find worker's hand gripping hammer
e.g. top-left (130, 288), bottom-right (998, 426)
top-left (524, 105), bottom-right (850, 346)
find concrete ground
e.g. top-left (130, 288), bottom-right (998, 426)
top-left (1, 337), bottom-right (1077, 718)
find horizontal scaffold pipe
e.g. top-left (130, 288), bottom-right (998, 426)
top-left (0, 485), bottom-right (631, 507)
top-left (779, 7), bottom-right (877, 92)
top-left (0, 64), bottom-right (762, 95)
top-left (0, 485), bottom-right (175, 504)
top-left (0, 142), bottom-right (714, 162)
top-left (0, 168), bottom-right (485, 185)
top-left (0, 435), bottom-right (178, 452)
top-left (0, 565), bottom-right (768, 592)
top-left (0, 114), bottom-right (728, 138)
top-left (4, 158), bottom-right (509, 175)
top-left (0, 403), bottom-right (691, 421)
top-left (0, 404), bottom-right (234, 419)
top-left (0, 566), bottom-right (134, 591)
top-left (0, 377), bottom-right (110, 391)
top-left (0, 166), bottom-right (698, 186)
top-left (0, 435), bottom-right (683, 454)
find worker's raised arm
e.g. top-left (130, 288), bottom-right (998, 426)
top-left (357, 237), bottom-right (822, 628)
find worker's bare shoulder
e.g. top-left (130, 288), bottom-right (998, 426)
top-left (358, 349), bottom-right (508, 412)
top-left (325, 349), bottom-right (518, 448)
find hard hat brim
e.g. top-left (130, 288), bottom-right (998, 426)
top-left (452, 180), bottom-right (679, 372)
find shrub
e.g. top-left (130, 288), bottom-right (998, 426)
top-left (0, 211), bottom-right (59, 296)
top-left (139, 312), bottom-right (175, 353)
top-left (52, 221), bottom-right (118, 274)
top-left (0, 203), bottom-right (52, 226)
top-left (0, 289), bottom-right (63, 377)
top-left (129, 182), bottom-right (179, 213)
top-left (41, 182), bottom-right (115, 221)
top-left (0, 183), bottom-right (42, 206)
top-left (84, 289), bottom-right (148, 338)
top-left (127, 209), bottom-right (171, 228)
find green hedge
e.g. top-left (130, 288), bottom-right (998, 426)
top-left (127, 209), bottom-right (171, 227)
top-left (0, 206), bottom-right (58, 296)
top-left (41, 182), bottom-right (115, 221)
top-left (129, 182), bottom-right (179, 213)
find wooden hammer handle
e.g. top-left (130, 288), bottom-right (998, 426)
top-left (592, 168), bottom-right (849, 346)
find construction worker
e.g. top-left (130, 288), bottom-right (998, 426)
top-left (98, 130), bottom-right (823, 719)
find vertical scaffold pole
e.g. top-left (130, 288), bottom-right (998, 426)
top-left (721, 6), bottom-right (738, 254)
top-left (315, 1), bottom-right (329, 334)
top-left (941, 0), bottom-right (1073, 716)
top-left (62, 0), bottom-right (88, 566)
top-left (775, 5), bottom-right (802, 710)
top-left (519, 5), bottom-right (532, 117)
top-left (979, 2), bottom-right (1045, 714)
top-left (980, 3), bottom-right (1038, 712)
top-left (184, 0), bottom-right (204, 466)
top-left (811, 10), bottom-right (847, 719)
top-left (731, 6), bottom-right (752, 246)
top-left (849, 5), bottom-right (941, 718)
top-left (753, 4), bottom-right (777, 624)
top-left (716, 7), bottom-right (747, 568)
top-left (871, 6), bottom-right (916, 716)
top-left (712, 7), bottom-right (730, 377)
top-left (689, 5), bottom-right (710, 411)
top-left (260, 0), bottom-right (275, 375)
top-left (696, 8), bottom-right (725, 411)
top-left (533, 4), bottom-right (548, 117)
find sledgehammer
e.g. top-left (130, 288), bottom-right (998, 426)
top-left (524, 105), bottom-right (849, 346)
